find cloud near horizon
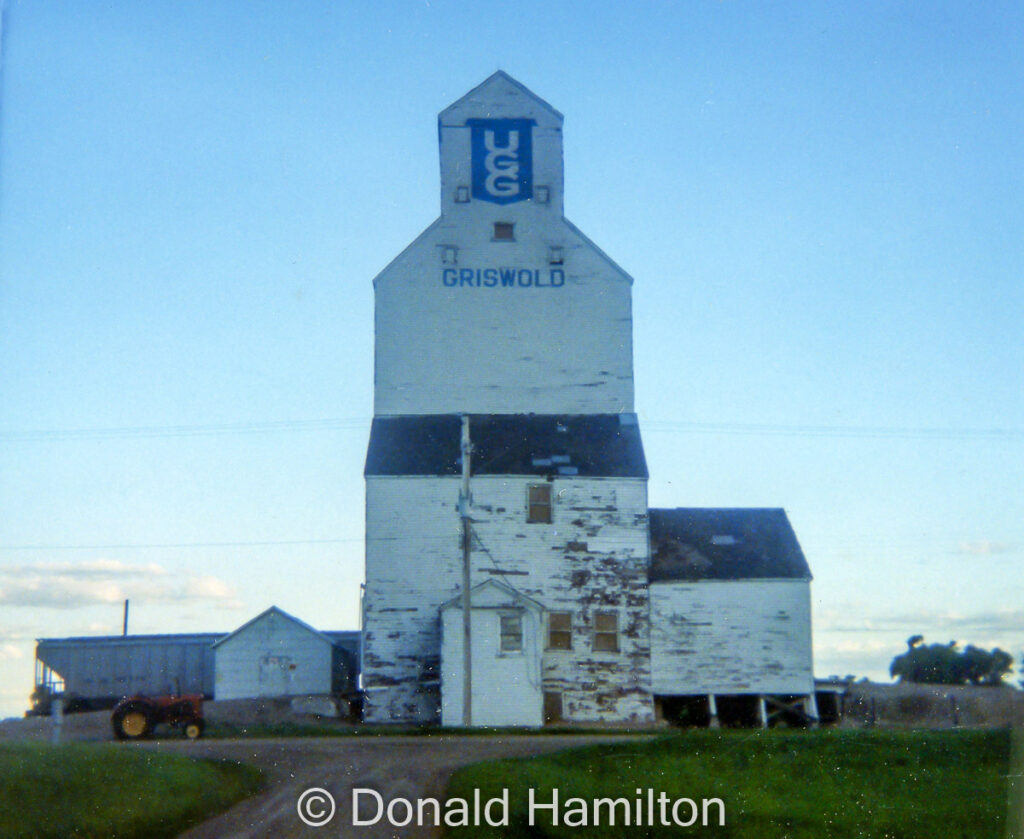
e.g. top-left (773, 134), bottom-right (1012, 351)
top-left (954, 540), bottom-right (1016, 556)
top-left (0, 559), bottom-right (243, 610)
top-left (816, 606), bottom-right (1024, 638)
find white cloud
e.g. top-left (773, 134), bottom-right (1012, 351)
top-left (4, 558), bottom-right (168, 577)
top-left (0, 560), bottom-right (240, 610)
top-left (816, 607), bottom-right (1024, 638)
top-left (0, 644), bottom-right (24, 661)
top-left (955, 540), bottom-right (1016, 556)
top-left (184, 576), bottom-right (244, 609)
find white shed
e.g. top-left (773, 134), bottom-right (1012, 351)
top-left (213, 606), bottom-right (335, 700)
top-left (440, 579), bottom-right (545, 727)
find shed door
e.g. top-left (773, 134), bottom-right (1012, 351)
top-left (258, 654), bottom-right (292, 697)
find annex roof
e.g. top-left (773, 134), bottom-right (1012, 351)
top-left (649, 508), bottom-right (812, 582)
top-left (364, 414), bottom-right (648, 478)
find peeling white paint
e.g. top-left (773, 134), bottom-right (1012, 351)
top-left (650, 580), bottom-right (814, 696)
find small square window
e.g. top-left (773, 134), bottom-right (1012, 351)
top-left (500, 613), bottom-right (522, 652)
top-left (548, 246), bottom-right (563, 265)
top-left (548, 612), bottom-right (572, 650)
top-left (593, 611), bottom-right (619, 652)
top-left (493, 222), bottom-right (515, 240)
top-left (535, 186), bottom-right (550, 204)
top-left (455, 186), bottom-right (470, 203)
top-left (527, 484), bottom-right (552, 523)
top-left (441, 245), bottom-right (458, 264)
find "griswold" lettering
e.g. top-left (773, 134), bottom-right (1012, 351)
top-left (442, 268), bottom-right (565, 288)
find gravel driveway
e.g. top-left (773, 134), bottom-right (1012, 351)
top-left (139, 734), bottom-right (641, 839)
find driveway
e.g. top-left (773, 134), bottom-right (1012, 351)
top-left (138, 734), bottom-right (643, 838)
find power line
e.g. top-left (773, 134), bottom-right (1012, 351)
top-left (0, 538), bottom-right (360, 551)
top-left (5, 530), bottom-right (1017, 553)
top-left (2, 416), bottom-right (1020, 443)
top-left (641, 420), bottom-right (1024, 441)
top-left (0, 417), bottom-right (369, 442)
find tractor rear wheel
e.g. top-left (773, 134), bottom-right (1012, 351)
top-left (112, 703), bottom-right (154, 740)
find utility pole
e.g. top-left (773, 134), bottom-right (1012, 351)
top-left (459, 414), bottom-right (473, 726)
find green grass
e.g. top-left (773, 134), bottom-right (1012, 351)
top-left (444, 729), bottom-right (1013, 838)
top-left (203, 719), bottom-right (660, 738)
top-left (0, 742), bottom-right (263, 839)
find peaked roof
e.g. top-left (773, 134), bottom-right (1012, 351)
top-left (365, 414), bottom-right (648, 478)
top-left (212, 606), bottom-right (335, 649)
top-left (439, 70), bottom-right (563, 124)
top-left (439, 578), bottom-right (545, 612)
top-left (649, 508), bottom-right (812, 582)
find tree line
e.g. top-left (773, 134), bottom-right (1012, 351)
top-left (889, 636), bottom-right (1015, 686)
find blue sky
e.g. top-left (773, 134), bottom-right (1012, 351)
top-left (1, 1), bottom-right (1022, 718)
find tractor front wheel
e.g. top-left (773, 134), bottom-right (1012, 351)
top-left (184, 719), bottom-right (205, 739)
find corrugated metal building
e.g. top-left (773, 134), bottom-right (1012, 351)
top-left (35, 633), bottom-right (220, 712)
top-left (361, 73), bottom-right (816, 727)
top-left (32, 607), bottom-right (359, 713)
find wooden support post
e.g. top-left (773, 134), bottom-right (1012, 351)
top-left (757, 695), bottom-right (768, 729)
top-left (804, 692), bottom-right (820, 728)
top-left (707, 694), bottom-right (720, 729)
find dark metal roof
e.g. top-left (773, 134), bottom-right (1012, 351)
top-left (649, 508), bottom-right (812, 582)
top-left (38, 630), bottom-right (359, 650)
top-left (364, 414), bottom-right (648, 478)
top-left (36, 633), bottom-right (225, 646)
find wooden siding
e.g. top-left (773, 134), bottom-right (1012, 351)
top-left (373, 75), bottom-right (634, 417)
top-left (373, 223), bottom-right (634, 416)
top-left (214, 611), bottom-right (333, 700)
top-left (649, 579), bottom-right (814, 696)
top-left (362, 475), bottom-right (654, 724)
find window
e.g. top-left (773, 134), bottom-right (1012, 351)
top-left (547, 611), bottom-right (572, 650)
top-left (593, 612), bottom-right (619, 652)
top-left (527, 484), bottom-right (552, 523)
top-left (455, 186), bottom-right (470, 203)
top-left (499, 614), bottom-right (522, 653)
top-left (493, 222), bottom-right (515, 240)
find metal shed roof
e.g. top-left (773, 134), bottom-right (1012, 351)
top-left (649, 508), bottom-right (812, 582)
top-left (364, 414), bottom-right (648, 478)
top-left (211, 606), bottom-right (335, 649)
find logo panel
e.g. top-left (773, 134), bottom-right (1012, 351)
top-left (468, 118), bottom-right (535, 204)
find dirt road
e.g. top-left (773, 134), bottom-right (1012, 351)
top-left (1, 711), bottom-right (645, 837)
top-left (139, 734), bottom-right (639, 839)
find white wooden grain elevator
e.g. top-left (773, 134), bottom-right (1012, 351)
top-left (362, 72), bottom-right (815, 728)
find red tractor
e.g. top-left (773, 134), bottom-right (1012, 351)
top-left (111, 694), bottom-right (205, 740)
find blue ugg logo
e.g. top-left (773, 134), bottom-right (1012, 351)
top-left (468, 119), bottom-right (534, 204)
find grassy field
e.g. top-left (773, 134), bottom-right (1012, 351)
top-left (0, 742), bottom-right (262, 839)
top-left (202, 719), bottom-right (662, 738)
top-left (444, 728), bottom-right (1014, 838)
